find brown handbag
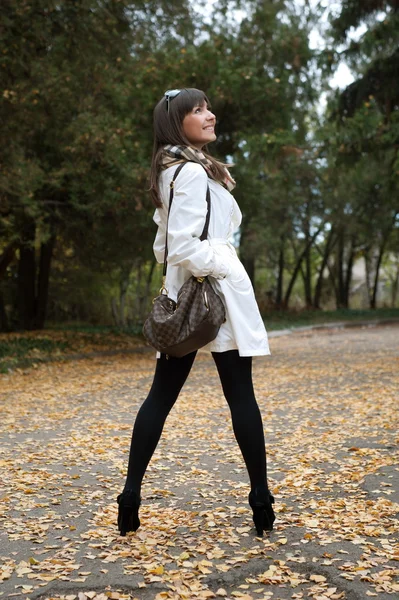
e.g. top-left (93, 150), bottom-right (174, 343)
top-left (143, 163), bottom-right (226, 357)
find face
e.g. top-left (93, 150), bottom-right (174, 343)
top-left (182, 101), bottom-right (216, 149)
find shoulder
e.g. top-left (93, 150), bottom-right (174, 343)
top-left (161, 162), bottom-right (208, 186)
top-left (159, 163), bottom-right (208, 206)
top-left (179, 162), bottom-right (207, 177)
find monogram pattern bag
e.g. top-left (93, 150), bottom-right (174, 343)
top-left (143, 163), bottom-right (226, 357)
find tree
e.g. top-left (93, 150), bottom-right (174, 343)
top-left (0, 0), bottom-right (195, 330)
top-left (317, 0), bottom-right (399, 308)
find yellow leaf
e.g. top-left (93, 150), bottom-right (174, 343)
top-left (216, 590), bottom-right (227, 597)
top-left (310, 574), bottom-right (327, 583)
top-left (179, 551), bottom-right (190, 560)
top-left (152, 565), bottom-right (164, 575)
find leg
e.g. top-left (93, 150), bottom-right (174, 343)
top-left (117, 351), bottom-right (197, 535)
top-left (212, 350), bottom-right (268, 490)
top-left (212, 350), bottom-right (275, 534)
top-left (123, 351), bottom-right (197, 495)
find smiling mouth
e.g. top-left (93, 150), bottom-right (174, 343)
top-left (203, 126), bottom-right (215, 131)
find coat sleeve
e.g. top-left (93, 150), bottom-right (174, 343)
top-left (161, 163), bottom-right (230, 279)
top-left (153, 210), bottom-right (166, 264)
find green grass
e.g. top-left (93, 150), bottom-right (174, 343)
top-left (0, 338), bottom-right (70, 373)
top-left (263, 308), bottom-right (399, 330)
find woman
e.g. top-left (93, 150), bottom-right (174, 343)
top-left (117, 88), bottom-right (275, 537)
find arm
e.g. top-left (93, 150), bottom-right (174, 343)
top-left (166, 163), bottom-right (229, 279)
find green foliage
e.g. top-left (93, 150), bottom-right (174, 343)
top-left (0, 0), bottom-right (398, 330)
top-left (0, 0), bottom-right (196, 329)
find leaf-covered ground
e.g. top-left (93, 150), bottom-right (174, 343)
top-left (1, 325), bottom-right (398, 600)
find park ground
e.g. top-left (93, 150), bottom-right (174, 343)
top-left (0, 324), bottom-right (398, 600)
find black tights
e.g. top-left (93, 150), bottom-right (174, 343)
top-left (123, 350), bottom-right (268, 495)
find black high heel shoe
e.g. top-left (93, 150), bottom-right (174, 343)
top-left (248, 487), bottom-right (275, 536)
top-left (117, 490), bottom-right (141, 536)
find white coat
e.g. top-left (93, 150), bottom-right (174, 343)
top-left (153, 162), bottom-right (270, 357)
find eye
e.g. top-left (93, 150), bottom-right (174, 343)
top-left (194, 107), bottom-right (202, 114)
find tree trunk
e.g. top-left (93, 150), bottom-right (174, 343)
top-left (17, 221), bottom-right (36, 330)
top-left (292, 240), bottom-right (310, 308)
top-left (336, 230), bottom-right (345, 308)
top-left (371, 211), bottom-right (397, 309)
top-left (0, 290), bottom-right (9, 332)
top-left (313, 228), bottom-right (336, 309)
top-left (275, 241), bottom-right (285, 308)
top-left (111, 297), bottom-right (120, 327)
top-left (304, 243), bottom-right (312, 308)
top-left (364, 246), bottom-right (372, 307)
top-left (391, 264), bottom-right (399, 308)
top-left (303, 214), bottom-right (312, 309)
top-left (370, 239), bottom-right (387, 309)
top-left (35, 235), bottom-right (56, 329)
top-left (283, 224), bottom-right (324, 309)
top-left (343, 237), bottom-right (356, 309)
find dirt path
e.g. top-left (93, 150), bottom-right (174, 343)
top-left (1, 325), bottom-right (398, 600)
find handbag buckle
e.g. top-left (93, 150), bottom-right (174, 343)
top-left (197, 277), bottom-right (205, 283)
top-left (159, 276), bottom-right (169, 295)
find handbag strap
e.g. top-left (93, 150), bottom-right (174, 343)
top-left (162, 163), bottom-right (211, 281)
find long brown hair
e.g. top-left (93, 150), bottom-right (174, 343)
top-left (150, 88), bottom-right (229, 207)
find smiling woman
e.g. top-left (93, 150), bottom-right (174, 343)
top-left (116, 87), bottom-right (274, 539)
top-left (149, 88), bottom-right (232, 205)
top-left (182, 100), bottom-right (217, 148)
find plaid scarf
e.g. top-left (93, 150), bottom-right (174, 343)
top-left (161, 145), bottom-right (236, 192)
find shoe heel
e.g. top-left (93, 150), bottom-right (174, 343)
top-left (117, 490), bottom-right (141, 536)
top-left (249, 488), bottom-right (275, 536)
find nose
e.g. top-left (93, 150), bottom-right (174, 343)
top-left (206, 109), bottom-right (216, 122)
